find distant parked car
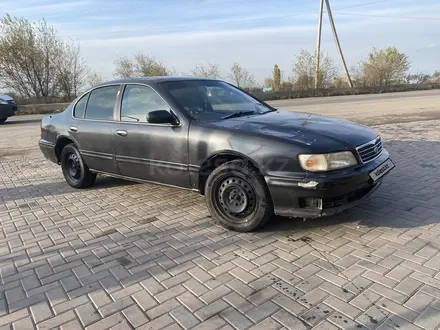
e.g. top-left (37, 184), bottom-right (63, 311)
top-left (0, 93), bottom-right (18, 123)
top-left (39, 77), bottom-right (395, 232)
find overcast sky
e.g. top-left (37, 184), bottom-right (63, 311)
top-left (1, 0), bottom-right (439, 84)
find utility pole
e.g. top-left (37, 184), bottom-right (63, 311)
top-left (315, 0), bottom-right (324, 89)
top-left (325, 0), bottom-right (353, 87)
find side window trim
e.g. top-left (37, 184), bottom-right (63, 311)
top-left (73, 92), bottom-right (90, 119)
top-left (117, 84), bottom-right (128, 122)
top-left (118, 83), bottom-right (179, 126)
top-left (81, 84), bottom-right (122, 122)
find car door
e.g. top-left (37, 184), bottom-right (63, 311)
top-left (69, 85), bottom-right (121, 174)
top-left (114, 83), bottom-right (190, 188)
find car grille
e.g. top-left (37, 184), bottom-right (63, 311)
top-left (356, 136), bottom-right (383, 163)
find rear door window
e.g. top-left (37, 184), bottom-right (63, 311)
top-left (73, 93), bottom-right (89, 118)
top-left (85, 85), bottom-right (120, 120)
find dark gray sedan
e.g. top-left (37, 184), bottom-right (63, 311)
top-left (0, 93), bottom-right (18, 123)
top-left (39, 77), bottom-right (394, 232)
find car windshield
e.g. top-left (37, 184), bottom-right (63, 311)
top-left (160, 80), bottom-right (273, 121)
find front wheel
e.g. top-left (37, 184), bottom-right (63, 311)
top-left (60, 143), bottom-right (96, 188)
top-left (0, 118), bottom-right (7, 124)
top-left (205, 160), bottom-right (273, 232)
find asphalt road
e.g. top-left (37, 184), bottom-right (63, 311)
top-left (269, 89), bottom-right (440, 107)
top-left (268, 89), bottom-right (440, 126)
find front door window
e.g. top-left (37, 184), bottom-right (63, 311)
top-left (120, 85), bottom-right (170, 122)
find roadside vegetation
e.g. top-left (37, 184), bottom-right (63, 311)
top-left (1, 13), bottom-right (439, 106)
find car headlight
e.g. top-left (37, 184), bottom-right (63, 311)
top-left (298, 151), bottom-right (358, 172)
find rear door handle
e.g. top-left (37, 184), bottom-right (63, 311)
top-left (116, 130), bottom-right (128, 137)
top-left (69, 126), bottom-right (78, 132)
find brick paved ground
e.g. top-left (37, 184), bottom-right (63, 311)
top-left (1, 119), bottom-right (440, 330)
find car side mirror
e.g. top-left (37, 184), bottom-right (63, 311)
top-left (147, 110), bottom-right (179, 125)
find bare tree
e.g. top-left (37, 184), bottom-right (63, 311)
top-left (281, 81), bottom-right (293, 90)
top-left (349, 64), bottom-right (367, 87)
top-left (360, 46), bottom-right (410, 86)
top-left (133, 53), bottom-right (169, 76)
top-left (113, 53), bottom-right (170, 78)
top-left (332, 77), bottom-right (349, 88)
top-left (406, 73), bottom-right (431, 84)
top-left (191, 61), bottom-right (221, 79)
top-left (88, 70), bottom-right (105, 87)
top-left (290, 49), bottom-right (338, 90)
top-left (113, 56), bottom-right (134, 78)
top-left (0, 14), bottom-right (64, 101)
top-left (227, 62), bottom-right (256, 89)
top-left (264, 77), bottom-right (274, 89)
top-left (431, 71), bottom-right (440, 83)
top-left (56, 41), bottom-right (89, 100)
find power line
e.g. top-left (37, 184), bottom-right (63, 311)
top-left (69, 12), bottom-right (318, 38)
top-left (185, 0), bottom-right (399, 26)
top-left (70, 0), bottom-right (393, 36)
top-left (333, 12), bottom-right (440, 20)
top-left (333, 0), bottom-right (394, 10)
top-left (69, 0), bottom-right (436, 39)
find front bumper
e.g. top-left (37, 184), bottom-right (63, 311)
top-left (265, 149), bottom-right (393, 218)
top-left (0, 103), bottom-right (18, 118)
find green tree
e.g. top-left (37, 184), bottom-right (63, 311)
top-left (273, 64), bottom-right (281, 91)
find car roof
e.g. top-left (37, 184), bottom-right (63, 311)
top-left (0, 93), bottom-right (14, 101)
top-left (94, 76), bottom-right (221, 88)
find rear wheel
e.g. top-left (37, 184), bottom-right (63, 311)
top-left (60, 143), bottom-right (96, 188)
top-left (0, 118), bottom-right (7, 124)
top-left (205, 160), bottom-right (273, 232)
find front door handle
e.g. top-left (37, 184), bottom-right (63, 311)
top-left (116, 130), bottom-right (128, 137)
top-left (69, 126), bottom-right (78, 132)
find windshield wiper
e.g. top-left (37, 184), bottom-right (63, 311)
top-left (221, 111), bottom-right (255, 120)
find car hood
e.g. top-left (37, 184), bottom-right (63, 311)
top-left (0, 93), bottom-right (14, 101)
top-left (209, 110), bottom-right (378, 151)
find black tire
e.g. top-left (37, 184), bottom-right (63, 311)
top-left (205, 160), bottom-right (273, 232)
top-left (60, 143), bottom-right (96, 188)
top-left (0, 118), bottom-right (7, 124)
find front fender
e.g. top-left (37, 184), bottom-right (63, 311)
top-left (188, 121), bottom-right (308, 190)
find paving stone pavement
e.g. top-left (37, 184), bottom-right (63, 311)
top-left (1, 119), bottom-right (440, 330)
